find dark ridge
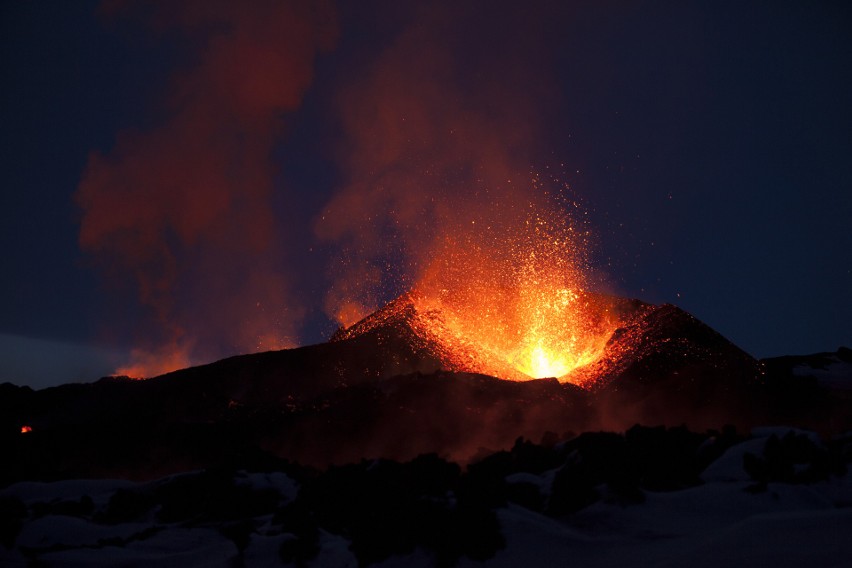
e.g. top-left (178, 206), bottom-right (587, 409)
top-left (1, 296), bottom-right (849, 486)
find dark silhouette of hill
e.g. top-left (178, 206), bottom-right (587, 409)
top-left (1, 296), bottom-right (849, 485)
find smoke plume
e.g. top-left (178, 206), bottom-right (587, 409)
top-left (77, 0), bottom-right (337, 376)
top-left (315, 3), bottom-right (580, 326)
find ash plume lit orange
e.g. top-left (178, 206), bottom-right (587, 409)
top-left (316, 2), bottom-right (559, 329)
top-left (114, 346), bottom-right (191, 380)
top-left (78, 1), bottom-right (337, 378)
top-left (317, 3), bottom-right (617, 385)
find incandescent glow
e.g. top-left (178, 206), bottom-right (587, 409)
top-left (21, 425), bottom-right (32, 434)
top-left (406, 205), bottom-right (617, 386)
top-left (526, 343), bottom-right (567, 379)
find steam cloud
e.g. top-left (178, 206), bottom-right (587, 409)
top-left (77, 0), bottom-right (337, 376)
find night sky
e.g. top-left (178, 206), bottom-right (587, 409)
top-left (2, 1), bottom-right (851, 389)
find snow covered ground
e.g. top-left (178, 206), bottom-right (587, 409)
top-left (475, 472), bottom-right (852, 568)
top-left (2, 428), bottom-right (850, 567)
top-left (794, 354), bottom-right (852, 390)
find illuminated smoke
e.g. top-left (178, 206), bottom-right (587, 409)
top-left (314, 4), bottom-right (617, 381)
top-left (77, 0), bottom-right (337, 377)
top-left (316, 5), bottom-right (588, 320)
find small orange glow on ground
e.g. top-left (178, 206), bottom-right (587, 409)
top-left (21, 425), bottom-right (32, 434)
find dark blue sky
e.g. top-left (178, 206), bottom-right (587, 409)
top-left (2, 1), bottom-right (851, 388)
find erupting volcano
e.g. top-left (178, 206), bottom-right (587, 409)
top-left (334, 207), bottom-right (621, 387)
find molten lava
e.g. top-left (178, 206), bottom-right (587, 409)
top-left (410, 283), bottom-right (616, 385)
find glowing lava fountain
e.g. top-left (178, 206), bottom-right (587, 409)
top-left (349, 208), bottom-right (621, 387)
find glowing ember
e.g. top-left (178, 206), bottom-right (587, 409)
top-left (21, 425), bottom-right (32, 434)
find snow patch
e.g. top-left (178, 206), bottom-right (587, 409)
top-left (38, 527), bottom-right (236, 568)
top-left (235, 470), bottom-right (298, 501)
top-left (16, 516), bottom-right (150, 549)
top-left (1, 479), bottom-right (136, 506)
top-left (793, 357), bottom-right (852, 389)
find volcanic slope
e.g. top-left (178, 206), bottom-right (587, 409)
top-left (2, 295), bottom-right (848, 483)
top-left (331, 292), bottom-right (771, 431)
top-left (333, 292), bottom-right (761, 388)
